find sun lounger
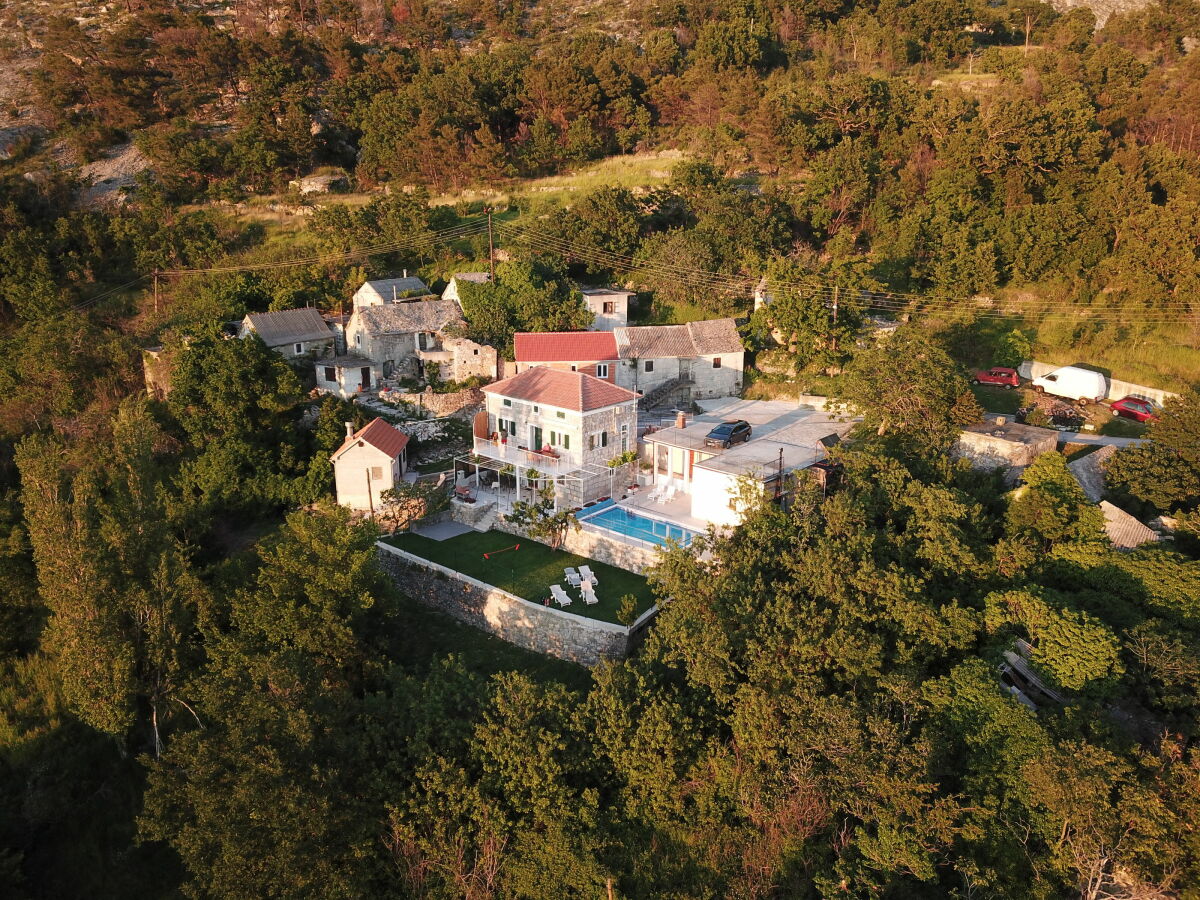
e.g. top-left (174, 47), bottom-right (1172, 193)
top-left (579, 565), bottom-right (598, 586)
top-left (550, 584), bottom-right (573, 607)
top-left (564, 567), bottom-right (582, 587)
top-left (581, 582), bottom-right (599, 605)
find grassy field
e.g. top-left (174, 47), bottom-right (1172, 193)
top-left (385, 529), bottom-right (658, 624)
top-left (971, 383), bottom-right (1022, 414)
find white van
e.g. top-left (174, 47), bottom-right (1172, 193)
top-left (1031, 366), bottom-right (1107, 405)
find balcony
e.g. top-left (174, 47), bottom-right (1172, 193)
top-left (472, 436), bottom-right (575, 476)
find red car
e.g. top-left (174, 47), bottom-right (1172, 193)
top-left (972, 366), bottom-right (1021, 389)
top-left (1109, 396), bottom-right (1158, 423)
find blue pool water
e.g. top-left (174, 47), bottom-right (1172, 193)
top-left (579, 502), bottom-right (698, 547)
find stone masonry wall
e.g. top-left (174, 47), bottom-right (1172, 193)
top-left (377, 542), bottom-right (646, 666)
top-left (493, 513), bottom-right (662, 575)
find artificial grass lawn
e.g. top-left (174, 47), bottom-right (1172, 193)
top-left (385, 529), bottom-right (658, 625)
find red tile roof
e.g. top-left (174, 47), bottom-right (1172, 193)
top-left (483, 367), bottom-right (638, 412)
top-left (334, 417), bottom-right (409, 460)
top-left (513, 331), bottom-right (619, 363)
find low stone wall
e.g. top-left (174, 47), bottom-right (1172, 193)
top-left (493, 516), bottom-right (662, 575)
top-left (1019, 361), bottom-right (1179, 407)
top-left (390, 387), bottom-right (484, 419)
top-left (377, 542), bottom-right (655, 666)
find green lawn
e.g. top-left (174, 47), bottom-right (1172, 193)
top-left (385, 530), bottom-right (657, 624)
top-left (971, 383), bottom-right (1022, 414)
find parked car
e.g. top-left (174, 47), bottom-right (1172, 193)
top-left (1031, 366), bottom-right (1107, 405)
top-left (972, 366), bottom-right (1021, 388)
top-left (704, 420), bottom-right (752, 449)
top-left (1109, 396), bottom-right (1158, 423)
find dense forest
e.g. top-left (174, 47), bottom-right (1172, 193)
top-left (2, 0), bottom-right (1200, 897)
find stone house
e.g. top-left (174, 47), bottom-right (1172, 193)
top-left (471, 368), bottom-right (639, 506)
top-left (238, 307), bottom-right (335, 359)
top-left (580, 286), bottom-right (633, 331)
top-left (331, 418), bottom-right (410, 513)
top-left (512, 318), bottom-right (744, 408)
top-left (614, 319), bottom-right (744, 406)
top-left (441, 272), bottom-right (491, 304)
top-left (512, 331), bottom-right (620, 382)
top-left (954, 417), bottom-right (1058, 471)
top-left (352, 274), bottom-right (434, 308)
top-left (345, 296), bottom-right (467, 381)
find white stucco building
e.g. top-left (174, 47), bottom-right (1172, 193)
top-left (238, 308), bottom-right (335, 359)
top-left (580, 286), bottom-right (633, 331)
top-left (468, 367), bottom-right (640, 506)
top-left (639, 399), bottom-right (854, 528)
top-left (331, 418), bottom-right (410, 513)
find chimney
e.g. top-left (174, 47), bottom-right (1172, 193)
top-left (994, 416), bottom-right (1007, 426)
top-left (675, 410), bottom-right (687, 429)
top-left (392, 284), bottom-right (397, 303)
top-left (345, 421), bottom-right (355, 439)
top-left (403, 268), bottom-right (408, 278)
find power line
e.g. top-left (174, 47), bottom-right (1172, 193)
top-left (499, 221), bottom-right (1198, 324)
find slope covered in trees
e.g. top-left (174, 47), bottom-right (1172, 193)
top-left (1, 0), bottom-right (1200, 897)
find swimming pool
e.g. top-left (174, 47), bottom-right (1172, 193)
top-left (579, 502), bottom-right (698, 547)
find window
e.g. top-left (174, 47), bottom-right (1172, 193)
top-left (533, 405), bottom-right (540, 413)
top-left (294, 343), bottom-right (304, 354)
top-left (355, 334), bottom-right (361, 347)
top-left (473, 348), bottom-right (479, 356)
top-left (556, 410), bottom-right (565, 419)
top-left (323, 366), bottom-right (336, 383)
top-left (645, 360), bottom-right (654, 373)
top-left (602, 301), bottom-right (616, 314)
top-left (549, 431), bottom-right (570, 449)
top-left (570, 365), bottom-right (577, 371)
top-left (589, 431), bottom-right (609, 451)
top-left (503, 398), bottom-right (512, 407)
top-left (596, 363), bottom-right (609, 378)
top-left (712, 357), bottom-right (722, 368)
top-left (370, 466), bottom-right (383, 480)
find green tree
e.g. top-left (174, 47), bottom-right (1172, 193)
top-left (1107, 390), bottom-right (1200, 513)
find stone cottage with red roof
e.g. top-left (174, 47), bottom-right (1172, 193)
top-left (330, 417), bottom-right (410, 513)
top-left (471, 368), bottom-right (639, 506)
top-left (512, 331), bottom-right (620, 382)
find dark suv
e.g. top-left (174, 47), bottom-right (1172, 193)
top-left (704, 420), bottom-right (752, 449)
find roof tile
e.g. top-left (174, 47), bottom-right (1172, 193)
top-left (483, 367), bottom-right (638, 412)
top-left (513, 331), bottom-right (619, 363)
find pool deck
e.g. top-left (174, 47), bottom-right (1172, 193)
top-left (616, 491), bottom-right (712, 535)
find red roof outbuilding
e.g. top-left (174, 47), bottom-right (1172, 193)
top-left (332, 417), bottom-right (409, 461)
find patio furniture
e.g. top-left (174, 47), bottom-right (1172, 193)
top-left (564, 567), bottom-right (582, 587)
top-left (581, 582), bottom-right (599, 605)
top-left (657, 485), bottom-right (675, 504)
top-left (579, 565), bottom-right (598, 586)
top-left (550, 585), bottom-right (573, 607)
top-left (454, 485), bottom-right (475, 503)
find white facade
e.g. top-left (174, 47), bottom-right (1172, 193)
top-left (316, 357), bottom-right (378, 398)
top-left (332, 441), bottom-right (405, 512)
top-left (581, 288), bottom-right (632, 331)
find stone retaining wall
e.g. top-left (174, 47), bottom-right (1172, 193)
top-left (493, 516), bottom-right (662, 575)
top-left (390, 387), bottom-right (484, 419)
top-left (377, 542), bottom-right (656, 666)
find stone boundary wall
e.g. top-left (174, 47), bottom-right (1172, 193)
top-left (389, 387), bottom-right (484, 419)
top-left (493, 516), bottom-right (662, 575)
top-left (1018, 361), bottom-right (1179, 407)
top-left (377, 542), bottom-right (656, 666)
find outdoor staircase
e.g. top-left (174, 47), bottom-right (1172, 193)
top-left (638, 376), bottom-right (694, 411)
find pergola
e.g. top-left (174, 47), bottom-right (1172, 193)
top-left (453, 452), bottom-right (616, 510)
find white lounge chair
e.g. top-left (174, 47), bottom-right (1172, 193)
top-left (658, 485), bottom-right (676, 504)
top-left (550, 584), bottom-right (573, 607)
top-left (579, 565), bottom-right (598, 586)
top-left (564, 567), bottom-right (582, 587)
top-left (581, 582), bottom-right (599, 605)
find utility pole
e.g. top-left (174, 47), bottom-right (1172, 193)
top-left (606, 877), bottom-right (615, 900)
top-left (365, 468), bottom-right (375, 520)
top-left (831, 284), bottom-right (839, 353)
top-left (486, 207), bottom-right (495, 282)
